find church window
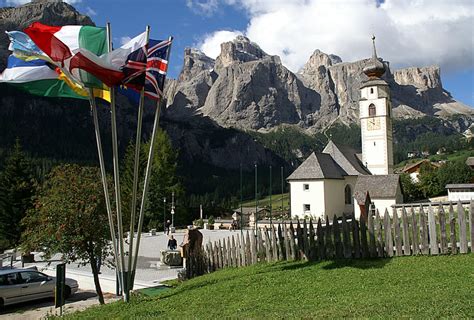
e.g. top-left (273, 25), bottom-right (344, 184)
top-left (304, 204), bottom-right (310, 212)
top-left (344, 185), bottom-right (352, 205)
top-left (303, 184), bottom-right (309, 191)
top-left (368, 104), bottom-right (376, 116)
top-left (370, 88), bottom-right (374, 94)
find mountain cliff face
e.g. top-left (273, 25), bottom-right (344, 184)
top-left (164, 37), bottom-right (472, 132)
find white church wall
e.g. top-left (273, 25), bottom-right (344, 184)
top-left (323, 179), bottom-right (346, 219)
top-left (353, 198), bottom-right (397, 219)
top-left (289, 180), bottom-right (325, 218)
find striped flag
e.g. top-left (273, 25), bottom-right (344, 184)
top-left (144, 39), bottom-right (172, 100)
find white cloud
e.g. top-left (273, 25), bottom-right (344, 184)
top-left (85, 6), bottom-right (96, 16)
top-left (64, 0), bottom-right (82, 4)
top-left (198, 0), bottom-right (474, 72)
top-left (197, 30), bottom-right (243, 59)
top-left (120, 36), bottom-right (132, 46)
top-left (186, 0), bottom-right (219, 15)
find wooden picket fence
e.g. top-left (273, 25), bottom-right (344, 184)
top-left (185, 200), bottom-right (474, 278)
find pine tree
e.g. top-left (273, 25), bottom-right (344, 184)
top-left (0, 139), bottom-right (36, 251)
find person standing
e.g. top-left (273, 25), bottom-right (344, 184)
top-left (167, 235), bottom-right (177, 250)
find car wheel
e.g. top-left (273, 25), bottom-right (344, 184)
top-left (64, 286), bottom-right (72, 300)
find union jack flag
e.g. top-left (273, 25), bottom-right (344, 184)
top-left (121, 46), bottom-right (147, 89)
top-left (145, 38), bottom-right (172, 100)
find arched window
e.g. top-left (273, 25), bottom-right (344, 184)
top-left (344, 185), bottom-right (352, 205)
top-left (368, 104), bottom-right (376, 117)
top-left (370, 88), bottom-right (374, 94)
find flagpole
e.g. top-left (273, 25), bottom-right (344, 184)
top-left (106, 22), bottom-right (127, 302)
top-left (131, 36), bottom-right (173, 288)
top-left (87, 90), bottom-right (122, 293)
top-left (127, 25), bottom-right (150, 292)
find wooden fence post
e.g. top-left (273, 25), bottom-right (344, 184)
top-left (277, 224), bottom-right (285, 261)
top-left (250, 231), bottom-right (257, 265)
top-left (419, 205), bottom-right (429, 255)
top-left (222, 239), bottom-right (228, 268)
top-left (289, 222), bottom-right (297, 260)
top-left (303, 220), bottom-right (310, 259)
top-left (438, 205), bottom-right (448, 254)
top-left (359, 213), bottom-right (369, 258)
top-left (449, 203), bottom-right (457, 254)
top-left (352, 218), bottom-right (361, 259)
top-left (393, 208), bottom-right (403, 256)
top-left (428, 205), bottom-right (439, 255)
top-left (457, 200), bottom-right (468, 253)
top-left (317, 218), bottom-right (325, 260)
top-left (271, 227), bottom-right (279, 262)
top-left (308, 219), bottom-right (316, 260)
top-left (283, 223), bottom-right (291, 261)
top-left (401, 207), bottom-right (411, 256)
top-left (240, 232), bottom-right (246, 266)
top-left (383, 208), bottom-right (393, 257)
top-left (333, 215), bottom-right (343, 259)
top-left (257, 229), bottom-right (264, 262)
top-left (245, 231), bottom-right (252, 265)
top-left (230, 236), bottom-right (236, 267)
top-left (410, 206), bottom-right (419, 255)
top-left (264, 227), bottom-right (272, 262)
top-left (368, 211), bottom-right (377, 258)
top-left (342, 215), bottom-right (352, 258)
top-left (325, 216), bottom-right (334, 259)
top-left (375, 209), bottom-right (384, 257)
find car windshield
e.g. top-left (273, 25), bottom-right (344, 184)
top-left (19, 271), bottom-right (49, 283)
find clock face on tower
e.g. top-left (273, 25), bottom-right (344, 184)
top-left (367, 117), bottom-right (380, 131)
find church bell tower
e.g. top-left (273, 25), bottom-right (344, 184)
top-left (359, 36), bottom-right (393, 175)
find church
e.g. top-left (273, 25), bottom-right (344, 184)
top-left (287, 37), bottom-right (403, 219)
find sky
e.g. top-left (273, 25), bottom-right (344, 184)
top-left (2, 0), bottom-right (473, 106)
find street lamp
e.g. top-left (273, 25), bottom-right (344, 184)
top-left (163, 198), bottom-right (166, 234)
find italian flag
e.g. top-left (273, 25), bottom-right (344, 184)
top-left (24, 22), bottom-right (112, 89)
top-left (25, 22), bottom-right (147, 88)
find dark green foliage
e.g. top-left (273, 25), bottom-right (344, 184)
top-left (436, 159), bottom-right (473, 188)
top-left (400, 173), bottom-right (423, 202)
top-left (0, 139), bottom-right (36, 252)
top-left (21, 164), bottom-right (111, 304)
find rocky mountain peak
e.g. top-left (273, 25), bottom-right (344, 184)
top-left (215, 35), bottom-right (269, 70)
top-left (179, 48), bottom-right (215, 82)
top-left (393, 66), bottom-right (442, 90)
top-left (299, 49), bottom-right (342, 75)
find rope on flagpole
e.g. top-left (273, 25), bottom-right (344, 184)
top-left (106, 22), bottom-right (127, 302)
top-left (130, 36), bottom-right (173, 289)
top-left (127, 25), bottom-right (150, 294)
top-left (87, 90), bottom-right (122, 293)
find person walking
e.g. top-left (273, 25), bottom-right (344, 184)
top-left (165, 220), bottom-right (171, 235)
top-left (167, 235), bottom-right (177, 250)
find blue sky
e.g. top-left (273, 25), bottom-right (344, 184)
top-left (2, 0), bottom-right (473, 106)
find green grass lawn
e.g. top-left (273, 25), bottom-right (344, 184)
top-left (241, 192), bottom-right (289, 210)
top-left (64, 254), bottom-right (473, 319)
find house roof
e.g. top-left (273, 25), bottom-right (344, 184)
top-left (402, 159), bottom-right (440, 173)
top-left (287, 152), bottom-right (346, 180)
top-left (353, 174), bottom-right (401, 204)
top-left (323, 140), bottom-right (371, 175)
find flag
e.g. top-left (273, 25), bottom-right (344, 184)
top-left (24, 22), bottom-right (108, 89)
top-left (25, 22), bottom-right (148, 88)
top-left (0, 55), bottom-right (85, 99)
top-left (6, 31), bottom-right (51, 62)
top-left (144, 39), bottom-right (172, 100)
top-left (0, 55), bottom-right (110, 102)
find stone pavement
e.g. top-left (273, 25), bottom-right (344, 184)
top-left (15, 229), bottom-right (237, 293)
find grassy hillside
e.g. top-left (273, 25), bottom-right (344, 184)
top-left (241, 192), bottom-right (289, 210)
top-left (65, 254), bottom-right (473, 319)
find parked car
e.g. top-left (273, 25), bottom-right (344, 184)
top-left (0, 268), bottom-right (78, 308)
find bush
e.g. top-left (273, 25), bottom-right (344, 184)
top-left (193, 218), bottom-right (204, 229)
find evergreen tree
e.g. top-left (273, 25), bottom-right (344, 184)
top-left (144, 129), bottom-right (183, 230)
top-left (0, 139), bottom-right (35, 251)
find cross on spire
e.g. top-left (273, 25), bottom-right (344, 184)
top-left (372, 35), bottom-right (378, 60)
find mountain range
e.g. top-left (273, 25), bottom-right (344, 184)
top-left (0, 0), bottom-right (472, 176)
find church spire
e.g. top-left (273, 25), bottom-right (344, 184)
top-left (363, 35), bottom-right (385, 79)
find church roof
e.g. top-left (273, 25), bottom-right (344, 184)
top-left (323, 140), bottom-right (371, 175)
top-left (287, 152), bottom-right (346, 180)
top-left (353, 174), bottom-right (401, 204)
